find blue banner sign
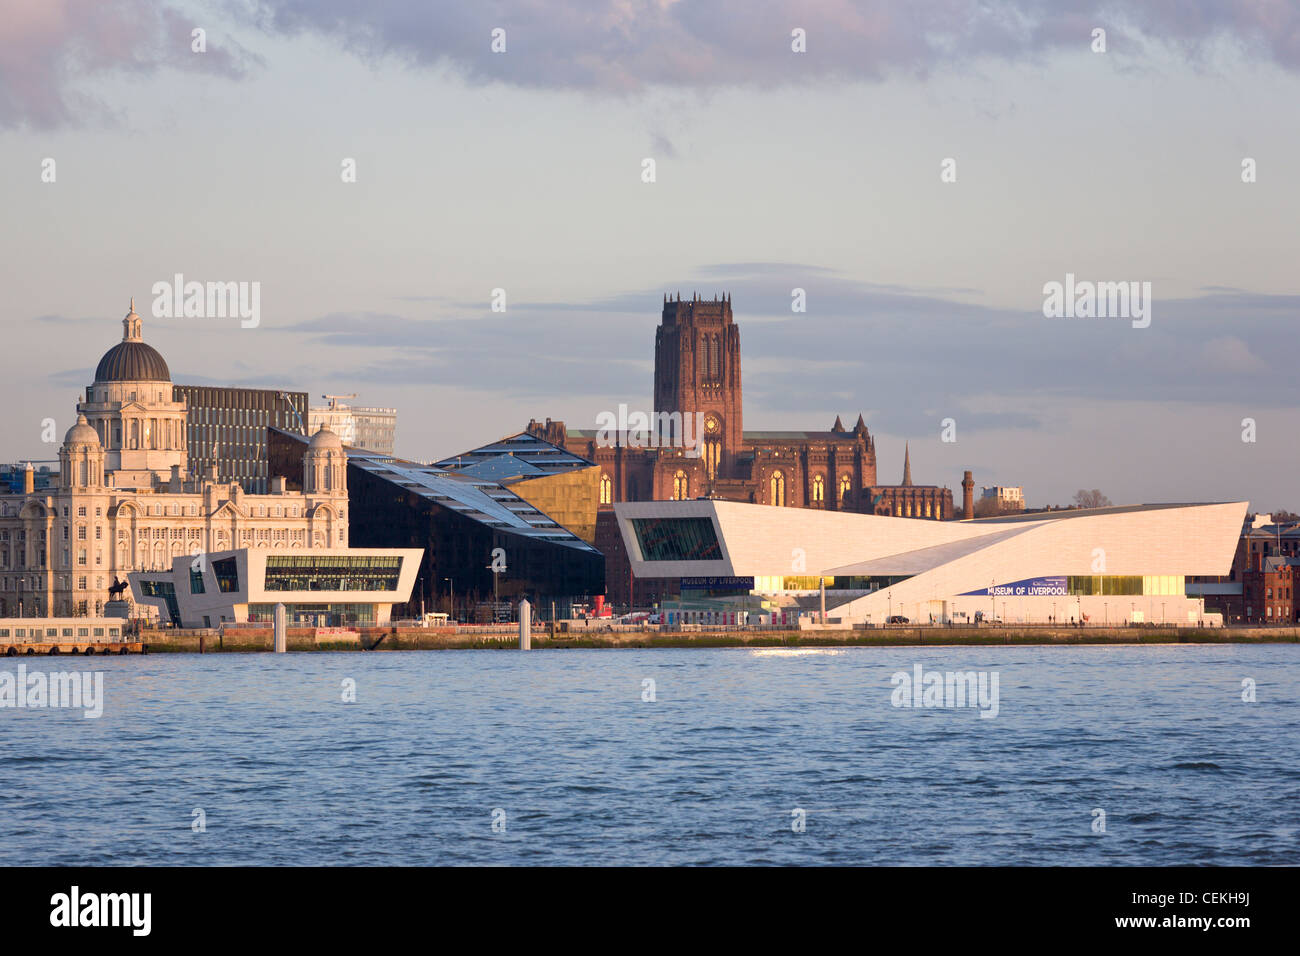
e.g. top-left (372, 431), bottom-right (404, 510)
top-left (681, 576), bottom-right (755, 591)
top-left (961, 576), bottom-right (1067, 597)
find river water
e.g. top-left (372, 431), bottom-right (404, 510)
top-left (1, 645), bottom-right (1296, 865)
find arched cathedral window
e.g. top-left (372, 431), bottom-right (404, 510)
top-left (770, 470), bottom-right (786, 507)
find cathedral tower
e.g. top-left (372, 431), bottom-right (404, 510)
top-left (652, 293), bottom-right (743, 479)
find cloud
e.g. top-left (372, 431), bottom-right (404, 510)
top-left (278, 265), bottom-right (1300, 440)
top-left (0, 0), bottom-right (257, 128)
top-left (649, 130), bottom-right (678, 159)
top-left (1199, 335), bottom-right (1268, 375)
top-left (12, 1), bottom-right (1297, 128)
top-left (243, 0), bottom-right (1300, 93)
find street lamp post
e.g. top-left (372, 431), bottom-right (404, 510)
top-left (486, 563), bottom-right (502, 621)
top-left (443, 576), bottom-right (454, 621)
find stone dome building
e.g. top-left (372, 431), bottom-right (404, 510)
top-left (0, 300), bottom-right (348, 618)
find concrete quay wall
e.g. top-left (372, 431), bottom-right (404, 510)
top-left (141, 625), bottom-right (1300, 652)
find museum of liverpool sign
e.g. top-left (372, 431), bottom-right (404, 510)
top-left (961, 576), bottom-right (1069, 597)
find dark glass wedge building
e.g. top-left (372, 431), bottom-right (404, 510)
top-left (269, 429), bottom-right (604, 619)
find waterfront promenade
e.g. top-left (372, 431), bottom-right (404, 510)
top-left (138, 624), bottom-right (1300, 652)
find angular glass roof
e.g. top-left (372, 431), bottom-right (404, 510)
top-left (435, 432), bottom-right (596, 482)
top-left (454, 454), bottom-right (547, 482)
top-left (349, 456), bottom-right (598, 553)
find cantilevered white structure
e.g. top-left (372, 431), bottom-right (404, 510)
top-left (130, 547), bottom-right (422, 628)
top-left (614, 499), bottom-right (1247, 626)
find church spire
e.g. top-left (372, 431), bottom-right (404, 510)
top-left (902, 442), bottom-right (913, 486)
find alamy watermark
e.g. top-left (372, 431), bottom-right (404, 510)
top-left (151, 273), bottom-right (260, 328)
top-left (890, 663), bottom-right (999, 718)
top-left (50, 886), bottom-right (150, 936)
top-left (595, 404), bottom-right (704, 456)
top-left (0, 665), bottom-right (103, 718)
top-left (1043, 272), bottom-right (1151, 329)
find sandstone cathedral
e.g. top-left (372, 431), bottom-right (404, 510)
top-left (527, 293), bottom-right (956, 520)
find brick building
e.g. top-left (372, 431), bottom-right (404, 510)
top-left (1191, 516), bottom-right (1300, 623)
top-left (1240, 555), bottom-right (1297, 624)
top-left (526, 293), bottom-right (958, 606)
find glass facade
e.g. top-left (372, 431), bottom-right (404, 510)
top-left (213, 557), bottom-right (240, 593)
top-left (1058, 575), bottom-right (1185, 596)
top-left (248, 602), bottom-right (376, 626)
top-left (140, 579), bottom-right (180, 625)
top-left (752, 574), bottom-right (912, 593)
top-left (263, 555), bottom-right (402, 592)
top-left (632, 517), bottom-right (722, 562)
top-left (175, 385), bottom-right (308, 494)
top-left (269, 428), bottom-right (605, 618)
top-left (1067, 575), bottom-right (1143, 596)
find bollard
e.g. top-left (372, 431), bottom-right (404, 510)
top-left (519, 598), bottom-right (531, 650)
top-left (274, 603), bottom-right (287, 653)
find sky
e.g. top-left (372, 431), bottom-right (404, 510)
top-left (1, 0), bottom-right (1297, 509)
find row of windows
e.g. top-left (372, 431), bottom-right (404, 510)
top-left (1, 576), bottom-right (57, 590)
top-left (87, 388), bottom-right (172, 404)
top-left (1063, 576), bottom-right (1171, 596)
top-left (700, 333), bottom-right (725, 385)
top-left (87, 416), bottom-right (185, 452)
top-left (1255, 586), bottom-right (1293, 600)
top-left (0, 626), bottom-right (120, 638)
top-left (2, 531), bottom-right (346, 572)
top-left (1246, 605), bottom-right (1297, 620)
top-left (247, 603), bottom-right (377, 626)
top-left (0, 504), bottom-right (102, 521)
top-left (599, 469), bottom-right (864, 508)
top-left (0, 501), bottom-right (338, 519)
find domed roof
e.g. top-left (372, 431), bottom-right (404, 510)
top-left (309, 426), bottom-right (343, 451)
top-left (64, 413), bottom-right (100, 447)
top-left (93, 299), bottom-right (171, 383)
top-left (94, 342), bottom-right (171, 383)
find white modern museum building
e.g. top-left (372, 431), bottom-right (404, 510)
top-left (129, 547), bottom-right (422, 629)
top-left (614, 499), bottom-right (1247, 626)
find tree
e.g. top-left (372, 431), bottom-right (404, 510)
top-left (974, 496), bottom-right (1020, 518)
top-left (1073, 489), bottom-right (1112, 510)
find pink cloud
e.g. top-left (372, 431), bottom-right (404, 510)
top-left (0, 0), bottom-right (255, 128)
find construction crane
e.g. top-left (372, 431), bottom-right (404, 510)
top-left (278, 391), bottom-right (308, 434)
top-left (322, 393), bottom-right (358, 410)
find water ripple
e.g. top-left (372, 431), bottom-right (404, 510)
top-left (0, 645), bottom-right (1296, 865)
